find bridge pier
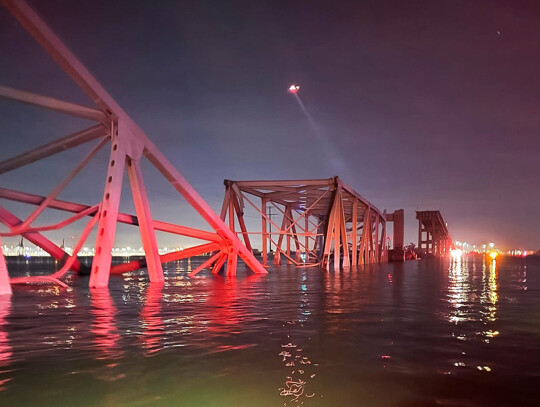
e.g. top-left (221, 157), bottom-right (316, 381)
top-left (386, 209), bottom-right (405, 261)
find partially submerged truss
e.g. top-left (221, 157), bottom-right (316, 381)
top-left (221, 177), bottom-right (388, 271)
top-left (0, 0), bottom-right (266, 294)
top-left (416, 210), bottom-right (453, 256)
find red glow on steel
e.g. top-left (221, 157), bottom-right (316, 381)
top-left (141, 284), bottom-right (164, 355)
top-left (0, 296), bottom-right (12, 371)
top-left (0, 0), bottom-right (267, 292)
top-left (222, 178), bottom-right (390, 271)
top-left (90, 288), bottom-right (122, 359)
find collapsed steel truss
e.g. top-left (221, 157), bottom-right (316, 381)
top-left (0, 0), bottom-right (266, 294)
top-left (222, 177), bottom-right (388, 271)
top-left (416, 210), bottom-right (453, 256)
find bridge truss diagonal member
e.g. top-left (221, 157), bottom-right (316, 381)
top-left (0, 0), bottom-right (266, 290)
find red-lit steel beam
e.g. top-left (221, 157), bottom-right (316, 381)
top-left (0, 187), bottom-right (221, 242)
top-left (126, 157), bottom-right (163, 283)
top-left (8, 137), bottom-right (107, 234)
top-left (1, 0), bottom-right (120, 116)
top-left (89, 123), bottom-right (127, 287)
top-left (0, 84), bottom-right (106, 122)
top-left (227, 178), bottom-right (388, 270)
top-left (0, 204), bottom-right (99, 237)
top-left (110, 242), bottom-right (221, 274)
top-left (10, 212), bottom-right (99, 286)
top-left (0, 206), bottom-right (82, 272)
top-left (1, 0), bottom-right (266, 288)
top-left (0, 125), bottom-right (105, 175)
top-left (189, 251), bottom-right (222, 277)
top-left (142, 142), bottom-right (266, 276)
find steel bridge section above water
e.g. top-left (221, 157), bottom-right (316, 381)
top-left (416, 210), bottom-right (453, 257)
top-left (0, 0), bottom-right (266, 295)
top-left (221, 177), bottom-right (388, 271)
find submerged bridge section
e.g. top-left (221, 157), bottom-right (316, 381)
top-left (416, 211), bottom-right (453, 257)
top-left (0, 0), bottom-right (266, 295)
top-left (222, 177), bottom-right (404, 271)
top-left (0, 1), bottom-right (454, 297)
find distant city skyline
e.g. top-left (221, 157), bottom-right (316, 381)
top-left (1, 0), bottom-right (540, 250)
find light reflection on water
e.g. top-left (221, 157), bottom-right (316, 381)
top-left (447, 256), bottom-right (499, 326)
top-left (0, 257), bottom-right (539, 406)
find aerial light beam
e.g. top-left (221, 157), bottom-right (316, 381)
top-left (288, 84), bottom-right (300, 93)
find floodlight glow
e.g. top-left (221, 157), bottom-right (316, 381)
top-left (451, 248), bottom-right (463, 258)
top-left (288, 84), bottom-right (300, 93)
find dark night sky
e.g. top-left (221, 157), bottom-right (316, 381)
top-left (1, 0), bottom-right (540, 250)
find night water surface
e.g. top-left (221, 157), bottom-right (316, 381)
top-left (0, 257), bottom-right (539, 406)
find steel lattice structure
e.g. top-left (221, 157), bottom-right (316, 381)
top-left (221, 177), bottom-right (390, 271)
top-left (0, 0), bottom-right (266, 295)
top-left (416, 210), bottom-right (453, 256)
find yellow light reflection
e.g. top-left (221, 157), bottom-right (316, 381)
top-left (483, 259), bottom-right (498, 323)
top-left (447, 255), bottom-right (469, 324)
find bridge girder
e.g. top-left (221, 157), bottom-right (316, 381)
top-left (416, 210), bottom-right (453, 257)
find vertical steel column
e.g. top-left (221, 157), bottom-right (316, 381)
top-left (89, 124), bottom-right (126, 288)
top-left (228, 189), bottom-right (235, 233)
top-left (374, 216), bottom-right (380, 262)
top-left (226, 244), bottom-right (238, 276)
top-left (261, 197), bottom-right (268, 267)
top-left (220, 187), bottom-right (230, 221)
top-left (418, 221), bottom-right (422, 252)
top-left (333, 192), bottom-right (341, 272)
top-left (339, 195), bottom-right (350, 269)
top-left (351, 200), bottom-right (358, 267)
top-left (126, 158), bottom-right (163, 283)
top-left (0, 237), bottom-right (11, 296)
top-left (227, 189), bottom-right (237, 275)
top-left (358, 207), bottom-right (370, 266)
top-left (304, 212), bottom-right (309, 262)
top-left (233, 196), bottom-right (252, 252)
top-left (368, 214), bottom-right (375, 263)
top-left (273, 211), bottom-right (286, 265)
top-left (380, 216), bottom-right (387, 262)
top-left (291, 221), bottom-right (302, 262)
top-left (322, 194), bottom-right (336, 271)
top-left (286, 207), bottom-right (292, 264)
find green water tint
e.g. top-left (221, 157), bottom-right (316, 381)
top-left (1, 257), bottom-right (539, 406)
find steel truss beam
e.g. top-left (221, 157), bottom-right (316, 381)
top-left (416, 210), bottom-right (453, 257)
top-left (222, 177), bottom-right (388, 271)
top-left (0, 84), bottom-right (106, 122)
top-left (0, 0), bottom-right (266, 294)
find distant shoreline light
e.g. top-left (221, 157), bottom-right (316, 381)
top-left (1, 245), bottom-right (185, 257)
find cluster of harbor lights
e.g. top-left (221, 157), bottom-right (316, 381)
top-left (0, 244), bottom-right (184, 258)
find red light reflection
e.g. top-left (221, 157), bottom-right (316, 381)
top-left (0, 296), bottom-right (12, 392)
top-left (90, 288), bottom-right (122, 360)
top-left (140, 283), bottom-right (164, 355)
